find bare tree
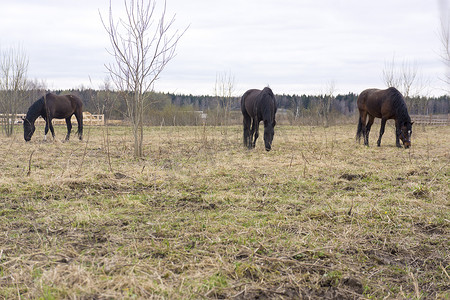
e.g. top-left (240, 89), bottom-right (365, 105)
top-left (382, 56), bottom-right (432, 115)
top-left (382, 56), bottom-right (402, 89)
top-left (98, 79), bottom-right (116, 173)
top-left (400, 61), bottom-right (419, 98)
top-left (101, 0), bottom-right (187, 157)
top-left (324, 80), bottom-right (335, 127)
top-left (318, 80), bottom-right (335, 127)
top-left (439, 0), bottom-right (450, 89)
top-left (0, 46), bottom-right (29, 137)
top-left (382, 56), bottom-right (426, 99)
top-left (214, 71), bottom-right (235, 130)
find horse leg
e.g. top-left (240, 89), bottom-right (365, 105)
top-left (249, 118), bottom-right (255, 148)
top-left (65, 117), bottom-right (72, 141)
top-left (252, 119), bottom-right (260, 148)
top-left (377, 118), bottom-right (387, 147)
top-left (75, 111), bottom-right (83, 140)
top-left (48, 119), bottom-right (56, 140)
top-left (242, 114), bottom-right (251, 148)
top-left (395, 120), bottom-right (402, 147)
top-left (44, 121), bottom-right (49, 141)
top-left (364, 115), bottom-right (375, 146)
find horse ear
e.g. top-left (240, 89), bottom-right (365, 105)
top-left (411, 121), bottom-right (414, 125)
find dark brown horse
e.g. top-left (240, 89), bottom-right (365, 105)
top-left (241, 87), bottom-right (277, 151)
top-left (23, 93), bottom-right (83, 141)
top-left (356, 87), bottom-right (413, 148)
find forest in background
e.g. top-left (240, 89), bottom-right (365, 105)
top-left (5, 88), bottom-right (450, 127)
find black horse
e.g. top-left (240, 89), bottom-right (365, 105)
top-left (241, 87), bottom-right (277, 151)
top-left (23, 93), bottom-right (83, 142)
top-left (356, 87), bottom-right (413, 148)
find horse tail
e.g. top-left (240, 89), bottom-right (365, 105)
top-left (356, 116), bottom-right (364, 143)
top-left (355, 90), bottom-right (368, 143)
top-left (240, 92), bottom-right (247, 114)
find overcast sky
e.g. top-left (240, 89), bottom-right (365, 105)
top-left (0, 0), bottom-right (447, 96)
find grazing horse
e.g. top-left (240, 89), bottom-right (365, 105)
top-left (241, 87), bottom-right (277, 151)
top-left (356, 87), bottom-right (413, 148)
top-left (23, 93), bottom-right (83, 142)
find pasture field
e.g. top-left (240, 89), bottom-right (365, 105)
top-left (0, 123), bottom-right (449, 299)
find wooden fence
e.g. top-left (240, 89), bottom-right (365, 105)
top-left (0, 112), bottom-right (104, 126)
top-left (410, 114), bottom-right (449, 126)
top-left (2, 112), bottom-right (448, 126)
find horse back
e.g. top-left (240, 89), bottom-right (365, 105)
top-left (67, 95), bottom-right (83, 112)
top-left (46, 94), bottom-right (83, 119)
top-left (241, 89), bottom-right (261, 118)
top-left (358, 88), bottom-right (394, 119)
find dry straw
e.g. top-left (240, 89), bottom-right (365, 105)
top-left (0, 124), bottom-right (448, 299)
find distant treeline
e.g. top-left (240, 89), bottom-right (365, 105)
top-left (14, 88), bottom-right (450, 125)
top-left (169, 92), bottom-right (450, 116)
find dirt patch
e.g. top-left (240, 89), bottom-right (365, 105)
top-left (64, 179), bottom-right (158, 196)
top-left (342, 277), bottom-right (364, 294)
top-left (233, 286), bottom-right (300, 300)
top-left (176, 194), bottom-right (217, 210)
top-left (414, 222), bottom-right (446, 235)
top-left (339, 173), bottom-right (368, 181)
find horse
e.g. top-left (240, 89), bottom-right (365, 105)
top-left (23, 93), bottom-right (83, 142)
top-left (356, 87), bottom-right (413, 148)
top-left (241, 87), bottom-right (277, 151)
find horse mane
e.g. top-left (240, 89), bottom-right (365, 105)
top-left (259, 87), bottom-right (275, 106)
top-left (259, 87), bottom-right (277, 121)
top-left (260, 87), bottom-right (275, 100)
top-left (25, 96), bottom-right (46, 121)
top-left (387, 87), bottom-right (411, 124)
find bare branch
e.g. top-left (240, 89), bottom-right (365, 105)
top-left (100, 0), bottom-right (187, 157)
top-left (439, 0), bottom-right (450, 90)
top-left (0, 46), bottom-right (29, 136)
top-left (381, 56), bottom-right (425, 98)
top-left (382, 55), bottom-right (401, 89)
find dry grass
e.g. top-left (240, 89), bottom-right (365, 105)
top-left (0, 123), bottom-right (449, 299)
